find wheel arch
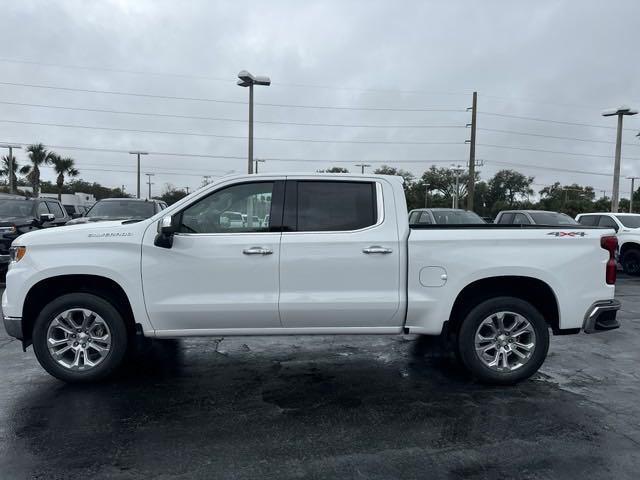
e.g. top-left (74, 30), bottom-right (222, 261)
top-left (22, 274), bottom-right (137, 347)
top-left (448, 275), bottom-right (561, 335)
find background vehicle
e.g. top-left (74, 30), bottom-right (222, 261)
top-left (0, 196), bottom-right (69, 277)
top-left (495, 210), bottom-right (579, 225)
top-left (409, 208), bottom-right (486, 225)
top-left (66, 198), bottom-right (166, 225)
top-left (3, 174), bottom-right (619, 385)
top-left (576, 213), bottom-right (640, 275)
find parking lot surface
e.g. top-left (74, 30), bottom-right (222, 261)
top-left (1, 277), bottom-right (639, 479)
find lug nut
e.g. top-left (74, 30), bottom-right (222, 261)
top-left (73, 342), bottom-right (78, 346)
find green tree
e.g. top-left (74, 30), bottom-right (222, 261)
top-left (0, 155), bottom-right (19, 189)
top-left (538, 182), bottom-right (595, 217)
top-left (50, 154), bottom-right (79, 201)
top-left (157, 184), bottom-right (188, 205)
top-left (20, 143), bottom-right (53, 197)
top-left (487, 169), bottom-right (534, 215)
top-left (317, 167), bottom-right (349, 173)
top-left (66, 179), bottom-right (129, 200)
top-left (374, 165), bottom-right (419, 207)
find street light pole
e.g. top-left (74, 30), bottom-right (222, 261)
top-left (603, 106), bottom-right (638, 213)
top-left (451, 166), bottom-right (464, 209)
top-left (424, 183), bottom-right (430, 208)
top-left (0, 144), bottom-right (21, 194)
top-left (238, 70), bottom-right (271, 174)
top-left (129, 151), bottom-right (148, 199)
top-left (255, 158), bottom-right (265, 173)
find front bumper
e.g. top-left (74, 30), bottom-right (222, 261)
top-left (583, 299), bottom-right (621, 333)
top-left (3, 315), bottom-right (23, 340)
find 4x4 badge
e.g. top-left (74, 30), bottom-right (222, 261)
top-left (547, 231), bottom-right (587, 237)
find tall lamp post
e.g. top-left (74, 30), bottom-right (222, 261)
top-left (451, 165), bottom-right (464, 209)
top-left (254, 158), bottom-right (265, 174)
top-left (237, 70), bottom-right (271, 174)
top-left (0, 144), bottom-right (21, 194)
top-left (602, 106), bottom-right (638, 212)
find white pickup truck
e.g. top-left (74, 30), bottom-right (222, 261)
top-left (2, 173), bottom-right (621, 384)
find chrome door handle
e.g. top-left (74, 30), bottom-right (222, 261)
top-left (363, 246), bottom-right (393, 254)
top-left (243, 246), bottom-right (273, 255)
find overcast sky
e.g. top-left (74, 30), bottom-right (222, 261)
top-left (1, 0), bottom-right (639, 198)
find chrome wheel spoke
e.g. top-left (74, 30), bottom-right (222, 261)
top-left (475, 310), bottom-right (536, 373)
top-left (47, 337), bottom-right (68, 347)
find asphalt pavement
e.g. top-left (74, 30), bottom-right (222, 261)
top-left (1, 277), bottom-right (639, 479)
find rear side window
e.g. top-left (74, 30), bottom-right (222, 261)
top-left (578, 215), bottom-right (598, 226)
top-left (497, 212), bottom-right (514, 224)
top-left (418, 211), bottom-right (433, 224)
top-left (46, 201), bottom-right (65, 218)
top-left (295, 181), bottom-right (377, 232)
top-left (598, 216), bottom-right (619, 230)
top-left (513, 213), bottom-right (530, 224)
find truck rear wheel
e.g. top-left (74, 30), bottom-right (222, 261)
top-left (32, 293), bottom-right (129, 383)
top-left (621, 249), bottom-right (640, 276)
top-left (457, 296), bottom-right (549, 385)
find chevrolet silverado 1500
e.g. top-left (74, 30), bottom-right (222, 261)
top-left (2, 173), bottom-right (621, 384)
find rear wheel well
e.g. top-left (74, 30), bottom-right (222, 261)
top-left (448, 276), bottom-right (560, 335)
top-left (22, 275), bottom-right (136, 344)
top-left (620, 242), bottom-right (640, 258)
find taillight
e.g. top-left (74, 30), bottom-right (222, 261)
top-left (600, 235), bottom-right (618, 285)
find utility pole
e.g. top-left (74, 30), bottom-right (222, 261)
top-left (145, 173), bottom-right (155, 199)
top-left (451, 165), bottom-right (464, 209)
top-left (602, 106), bottom-right (638, 212)
top-left (628, 176), bottom-right (640, 213)
top-left (466, 91), bottom-right (477, 211)
top-left (121, 185), bottom-right (125, 194)
top-left (255, 158), bottom-right (265, 173)
top-left (355, 163), bottom-right (371, 174)
top-left (129, 151), bottom-right (148, 199)
top-left (184, 186), bottom-right (190, 194)
top-left (0, 144), bottom-right (21, 194)
top-left (424, 183), bottom-right (430, 208)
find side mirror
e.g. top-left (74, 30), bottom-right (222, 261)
top-left (39, 213), bottom-right (55, 223)
top-left (154, 214), bottom-right (179, 248)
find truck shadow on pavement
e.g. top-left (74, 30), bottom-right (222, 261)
top-left (2, 335), bottom-right (636, 479)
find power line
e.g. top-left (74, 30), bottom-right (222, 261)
top-left (477, 143), bottom-right (640, 161)
top-left (478, 127), bottom-right (640, 147)
top-left (480, 111), bottom-right (638, 132)
top-left (0, 119), bottom-right (464, 145)
top-left (0, 100), bottom-right (465, 129)
top-left (0, 81), bottom-right (467, 112)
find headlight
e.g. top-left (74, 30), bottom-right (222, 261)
top-left (0, 226), bottom-right (16, 234)
top-left (9, 246), bottom-right (26, 263)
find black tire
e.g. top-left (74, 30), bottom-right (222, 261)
top-left (32, 293), bottom-right (129, 383)
top-left (457, 296), bottom-right (550, 385)
top-left (622, 250), bottom-right (640, 276)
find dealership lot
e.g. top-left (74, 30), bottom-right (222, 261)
top-left (0, 277), bottom-right (638, 479)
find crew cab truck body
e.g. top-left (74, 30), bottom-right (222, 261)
top-left (2, 173), bottom-right (621, 384)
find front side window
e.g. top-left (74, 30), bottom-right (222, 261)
top-left (513, 213), bottom-right (531, 224)
top-left (599, 216), bottom-right (619, 230)
top-left (296, 181), bottom-right (377, 232)
top-left (37, 202), bottom-right (50, 216)
top-left (497, 212), bottom-right (514, 224)
top-left (578, 215), bottom-right (598, 226)
top-left (46, 201), bottom-right (65, 218)
top-left (418, 211), bottom-right (433, 224)
top-left (179, 182), bottom-right (273, 233)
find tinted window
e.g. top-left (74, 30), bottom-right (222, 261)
top-left (180, 182), bottom-right (273, 233)
top-left (497, 212), bottom-right (514, 224)
top-left (296, 181), bottom-right (376, 232)
top-left (418, 211), bottom-right (433, 224)
top-left (63, 205), bottom-right (75, 215)
top-left (37, 202), bottom-right (50, 215)
top-left (616, 215), bottom-right (640, 228)
top-left (577, 215), bottom-right (598, 226)
top-left (513, 213), bottom-right (531, 224)
top-left (87, 200), bottom-right (155, 219)
top-left (46, 201), bottom-right (65, 218)
top-left (528, 212), bottom-right (578, 225)
top-left (0, 200), bottom-right (34, 217)
top-left (599, 216), bottom-right (619, 230)
top-left (431, 210), bottom-right (485, 224)
top-left (408, 211), bottom-right (420, 223)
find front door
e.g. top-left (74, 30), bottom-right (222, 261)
top-left (278, 179), bottom-right (403, 329)
top-left (141, 180), bottom-right (284, 332)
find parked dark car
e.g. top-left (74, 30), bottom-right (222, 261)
top-left (0, 195), bottom-right (70, 277)
top-left (494, 210), bottom-right (579, 226)
top-left (408, 208), bottom-right (486, 225)
top-left (63, 203), bottom-right (90, 218)
top-left (66, 198), bottom-right (167, 225)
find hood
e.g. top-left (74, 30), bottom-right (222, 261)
top-left (15, 219), bottom-right (152, 247)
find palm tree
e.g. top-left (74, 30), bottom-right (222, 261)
top-left (20, 143), bottom-right (53, 197)
top-left (0, 155), bottom-right (19, 189)
top-left (50, 154), bottom-right (79, 200)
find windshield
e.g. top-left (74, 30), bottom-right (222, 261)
top-left (431, 210), bottom-right (485, 224)
top-left (529, 212), bottom-right (578, 225)
top-left (616, 215), bottom-right (640, 228)
top-left (0, 199), bottom-right (34, 217)
top-left (86, 200), bottom-right (155, 219)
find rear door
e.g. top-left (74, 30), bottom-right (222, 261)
top-left (278, 178), bottom-right (402, 329)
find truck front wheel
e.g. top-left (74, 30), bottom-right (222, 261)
top-left (32, 293), bottom-right (129, 383)
top-left (457, 296), bottom-right (549, 385)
